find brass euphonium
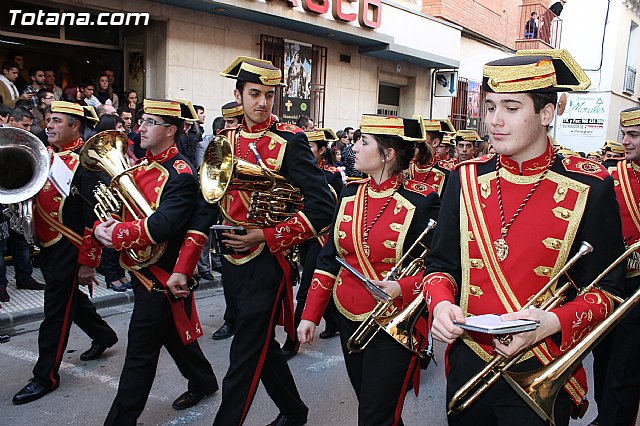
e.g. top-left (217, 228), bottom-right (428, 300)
top-left (346, 219), bottom-right (437, 354)
top-left (447, 241), bottom-right (595, 415)
top-left (79, 130), bottom-right (166, 269)
top-left (500, 242), bottom-right (638, 425)
top-left (0, 127), bottom-right (49, 245)
top-left (200, 134), bottom-right (304, 227)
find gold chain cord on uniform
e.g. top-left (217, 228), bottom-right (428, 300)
top-left (362, 180), bottom-right (400, 245)
top-left (495, 153), bottom-right (554, 239)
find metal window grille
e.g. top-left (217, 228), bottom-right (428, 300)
top-left (260, 34), bottom-right (327, 126)
top-left (624, 65), bottom-right (636, 95)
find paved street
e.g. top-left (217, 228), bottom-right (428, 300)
top-left (0, 287), bottom-right (636, 426)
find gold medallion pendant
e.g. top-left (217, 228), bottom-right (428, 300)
top-left (494, 238), bottom-right (509, 262)
top-left (362, 241), bottom-right (371, 257)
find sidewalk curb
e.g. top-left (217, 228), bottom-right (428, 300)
top-left (0, 276), bottom-right (222, 328)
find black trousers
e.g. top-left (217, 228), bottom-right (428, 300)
top-left (97, 247), bottom-right (125, 283)
top-left (213, 249), bottom-right (307, 426)
top-left (337, 313), bottom-right (418, 426)
top-left (592, 302), bottom-right (640, 426)
top-left (104, 284), bottom-right (217, 426)
top-left (33, 238), bottom-right (117, 389)
top-left (446, 340), bottom-right (572, 426)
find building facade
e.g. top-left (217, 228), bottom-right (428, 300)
top-left (2, 0), bottom-right (466, 132)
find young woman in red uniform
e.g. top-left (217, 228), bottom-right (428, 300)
top-left (298, 115), bottom-right (440, 425)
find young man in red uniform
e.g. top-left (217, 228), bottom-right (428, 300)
top-left (408, 118), bottom-right (455, 196)
top-left (13, 101), bottom-right (118, 405)
top-left (423, 50), bottom-right (625, 425)
top-left (172, 56), bottom-right (334, 426)
top-left (591, 106), bottom-right (640, 426)
top-left (94, 99), bottom-right (218, 425)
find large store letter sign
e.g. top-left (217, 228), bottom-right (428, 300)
top-left (273, 0), bottom-right (382, 29)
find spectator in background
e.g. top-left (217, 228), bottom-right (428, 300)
top-left (335, 130), bottom-right (348, 151)
top-left (31, 88), bottom-right (55, 134)
top-left (1, 106), bottom-right (45, 304)
top-left (194, 104), bottom-right (206, 140)
top-left (7, 106), bottom-right (33, 131)
top-left (342, 128), bottom-right (364, 178)
top-left (524, 11), bottom-right (539, 39)
top-left (43, 68), bottom-right (62, 100)
top-left (61, 85), bottom-right (82, 104)
top-left (344, 126), bottom-right (355, 143)
top-left (33, 107), bottom-right (51, 146)
top-left (0, 103), bottom-right (10, 125)
top-left (95, 73), bottom-right (119, 108)
top-left (0, 60), bottom-right (31, 108)
top-left (79, 79), bottom-right (100, 107)
top-left (102, 68), bottom-right (121, 100)
top-left (96, 104), bottom-right (117, 117)
top-left (94, 114), bottom-right (125, 133)
top-left (123, 89), bottom-right (138, 110)
top-left (6, 50), bottom-right (29, 93)
top-left (118, 107), bottom-right (133, 134)
top-left (22, 66), bottom-right (46, 110)
top-left (295, 116), bottom-right (314, 131)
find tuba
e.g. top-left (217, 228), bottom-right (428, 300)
top-left (80, 130), bottom-right (166, 269)
top-left (345, 219), bottom-right (437, 354)
top-left (200, 135), bottom-right (304, 227)
top-left (0, 127), bottom-right (49, 244)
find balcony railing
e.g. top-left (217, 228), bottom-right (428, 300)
top-left (624, 65), bottom-right (636, 95)
top-left (515, 3), bottom-right (562, 50)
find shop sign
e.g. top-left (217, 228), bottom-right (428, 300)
top-left (268, 0), bottom-right (382, 29)
top-left (557, 93), bottom-right (607, 137)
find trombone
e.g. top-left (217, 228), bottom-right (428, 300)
top-left (447, 241), bottom-right (594, 415)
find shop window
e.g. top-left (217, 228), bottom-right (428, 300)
top-left (260, 34), bottom-right (327, 127)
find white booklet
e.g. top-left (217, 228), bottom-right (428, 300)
top-left (453, 314), bottom-right (539, 335)
top-left (49, 154), bottom-right (74, 197)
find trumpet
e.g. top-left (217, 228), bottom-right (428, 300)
top-left (447, 241), bottom-right (594, 415)
top-left (344, 219), bottom-right (437, 354)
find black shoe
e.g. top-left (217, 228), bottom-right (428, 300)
top-left (172, 388), bottom-right (216, 410)
top-left (80, 342), bottom-right (109, 361)
top-left (212, 322), bottom-right (235, 340)
top-left (267, 413), bottom-right (307, 426)
top-left (199, 271), bottom-right (216, 281)
top-left (281, 339), bottom-right (299, 360)
top-left (0, 288), bottom-right (9, 302)
top-left (16, 279), bottom-right (46, 290)
top-left (109, 281), bottom-right (129, 292)
top-left (319, 329), bottom-right (339, 339)
top-left (0, 334), bottom-right (10, 343)
top-left (13, 379), bottom-right (56, 405)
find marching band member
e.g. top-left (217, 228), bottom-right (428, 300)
top-left (423, 50), bottom-right (625, 425)
top-left (202, 56), bottom-right (334, 426)
top-left (13, 102), bottom-right (118, 405)
top-left (94, 99), bottom-right (218, 425)
top-left (298, 114), bottom-right (440, 426)
top-left (282, 128), bottom-right (343, 358)
top-left (591, 106), bottom-right (640, 426)
top-left (407, 118), bottom-right (456, 196)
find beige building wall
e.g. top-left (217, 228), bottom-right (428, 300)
top-left (47, 0), bottom-right (455, 132)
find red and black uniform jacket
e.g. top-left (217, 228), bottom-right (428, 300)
top-left (608, 159), bottom-right (640, 295)
top-left (173, 115), bottom-right (335, 340)
top-left (407, 159), bottom-right (450, 196)
top-left (34, 137), bottom-right (102, 267)
top-left (422, 144), bottom-right (625, 405)
top-left (109, 145), bottom-right (203, 345)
